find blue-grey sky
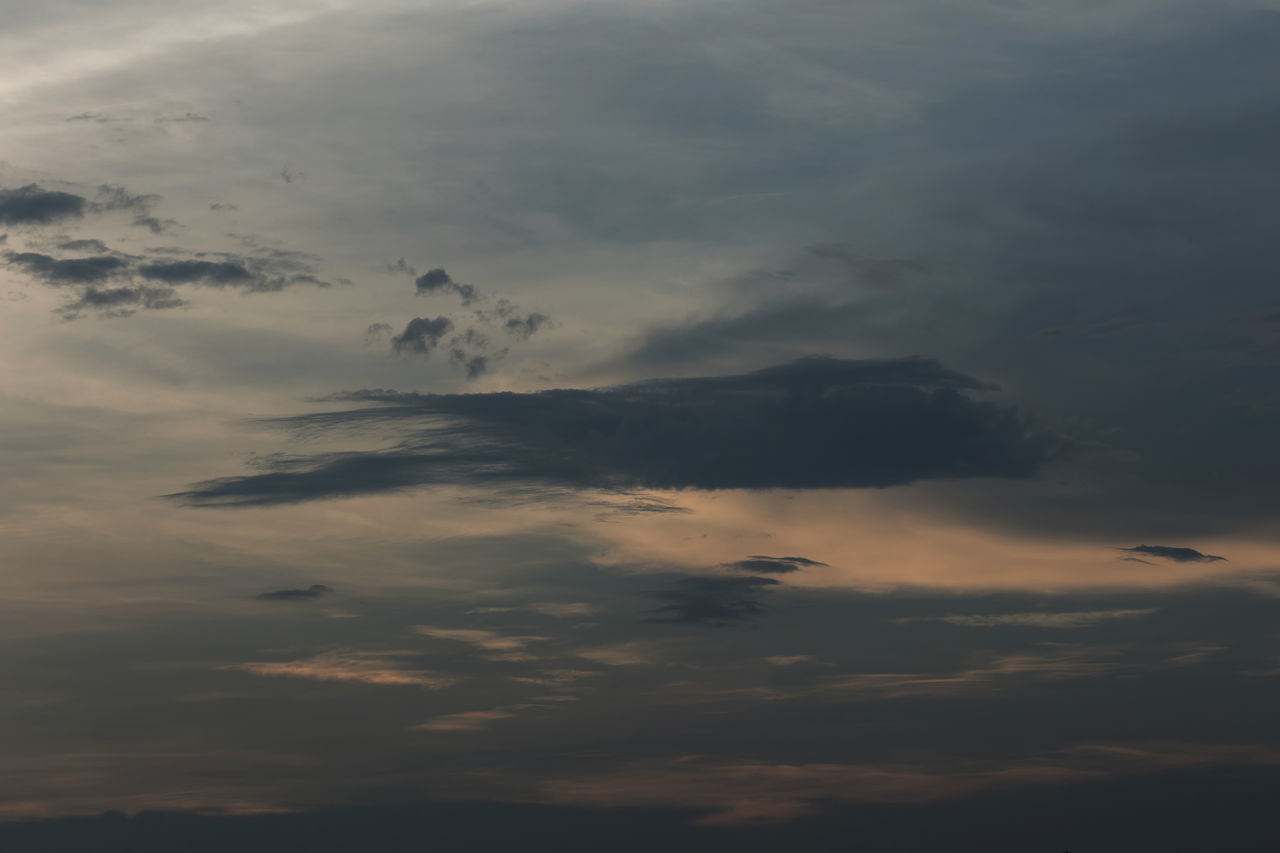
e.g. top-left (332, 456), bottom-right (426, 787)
top-left (4, 1), bottom-right (1280, 849)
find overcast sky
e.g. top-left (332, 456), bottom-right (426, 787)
top-left (4, 1), bottom-right (1280, 849)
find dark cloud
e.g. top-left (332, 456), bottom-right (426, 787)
top-left (1118, 546), bottom-right (1227, 564)
top-left (392, 317), bottom-right (454, 356)
top-left (450, 350), bottom-right (491, 380)
top-left (0, 184), bottom-right (86, 225)
top-left (415, 268), bottom-right (451, 293)
top-left (415, 268), bottom-right (479, 306)
top-left (6, 242), bottom-right (337, 318)
top-left (59, 285), bottom-right (186, 319)
top-left (137, 260), bottom-right (253, 286)
top-left (505, 312), bottom-right (551, 341)
top-left (722, 556), bottom-right (826, 575)
top-left (395, 266), bottom-right (549, 370)
top-left (257, 584), bottom-right (333, 601)
top-left (5, 252), bottom-right (129, 284)
top-left (645, 575), bottom-right (780, 625)
top-left (169, 356), bottom-right (1054, 507)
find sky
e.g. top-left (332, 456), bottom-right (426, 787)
top-left (3, 0), bottom-right (1280, 849)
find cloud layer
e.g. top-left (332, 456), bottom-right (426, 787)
top-left (170, 356), bottom-right (1054, 506)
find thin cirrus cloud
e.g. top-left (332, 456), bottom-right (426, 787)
top-left (0, 0), bottom-right (373, 104)
top-left (411, 709), bottom-right (518, 733)
top-left (539, 742), bottom-right (1280, 826)
top-left (223, 650), bottom-right (455, 688)
top-left (167, 355), bottom-right (1055, 507)
top-left (413, 626), bottom-right (550, 654)
top-left (256, 584), bottom-right (333, 601)
top-left (894, 608), bottom-right (1159, 629)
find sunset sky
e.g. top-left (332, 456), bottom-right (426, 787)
top-left (4, 1), bottom-right (1280, 849)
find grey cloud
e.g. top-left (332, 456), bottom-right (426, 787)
top-left (450, 350), bottom-right (491, 380)
top-left (5, 251), bottom-right (129, 284)
top-left (645, 576), bottom-right (780, 626)
top-left (89, 184), bottom-right (171, 232)
top-left (6, 243), bottom-right (337, 318)
top-left (58, 238), bottom-right (110, 253)
top-left (392, 317), bottom-right (454, 356)
top-left (137, 260), bottom-right (252, 286)
top-left (169, 356), bottom-right (1053, 507)
top-left (0, 184), bottom-right (86, 225)
top-left (1118, 545), bottom-right (1227, 564)
top-left (256, 584), bottom-right (333, 601)
top-left (505, 312), bottom-right (551, 341)
top-left (415, 268), bottom-right (479, 306)
top-left (722, 556), bottom-right (827, 574)
top-left (365, 322), bottom-right (394, 342)
top-left (414, 267), bottom-right (451, 292)
top-left (59, 285), bottom-right (186, 319)
top-left (621, 299), bottom-right (873, 370)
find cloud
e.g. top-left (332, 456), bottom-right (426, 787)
top-left (2, 200), bottom-right (340, 318)
top-left (414, 626), bottom-right (549, 655)
top-left (59, 285), bottom-right (187, 318)
top-left (449, 349), bottom-right (491, 380)
top-left (365, 322), bottom-right (394, 343)
top-left (1118, 545), bottom-right (1226, 563)
top-left (895, 608), bottom-right (1158, 629)
top-left (137, 260), bottom-right (252, 286)
top-left (4, 252), bottom-right (130, 284)
top-left (169, 356), bottom-right (1055, 506)
top-left (391, 316), bottom-right (454, 356)
top-left (414, 268), bottom-right (479, 305)
top-left (256, 584), bottom-right (333, 601)
top-left (764, 655), bottom-right (814, 666)
top-left (0, 185), bottom-right (86, 225)
top-left (827, 645), bottom-right (1127, 699)
top-left (541, 742), bottom-right (1280, 825)
top-left (224, 650), bottom-right (454, 688)
top-left (90, 184), bottom-right (172, 232)
top-left (504, 312), bottom-right (551, 341)
top-left (57, 238), bottom-right (110, 253)
top-left (722, 556), bottom-right (826, 574)
top-left (411, 709), bottom-right (517, 732)
top-left (392, 265), bottom-right (550, 375)
top-left (573, 642), bottom-right (654, 667)
top-left (469, 602), bottom-right (599, 619)
top-left (645, 576), bottom-right (780, 626)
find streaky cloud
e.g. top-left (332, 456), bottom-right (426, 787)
top-left (1118, 545), bottom-right (1227, 563)
top-left (256, 584), bottom-right (333, 601)
top-left (168, 356), bottom-right (1056, 506)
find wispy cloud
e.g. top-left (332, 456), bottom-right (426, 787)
top-left (826, 645), bottom-right (1128, 698)
top-left (223, 650), bottom-right (454, 688)
top-left (895, 608), bottom-right (1158, 629)
top-left (541, 741), bottom-right (1280, 824)
top-left (411, 709), bottom-right (518, 732)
